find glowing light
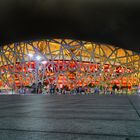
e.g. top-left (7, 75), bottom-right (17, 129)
top-left (36, 55), bottom-right (41, 60)
top-left (28, 68), bottom-right (33, 71)
top-left (60, 84), bottom-right (63, 88)
top-left (5, 85), bottom-right (8, 88)
top-left (41, 61), bottom-right (47, 64)
top-left (28, 54), bottom-right (33, 58)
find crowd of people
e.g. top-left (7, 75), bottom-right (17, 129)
top-left (8, 82), bottom-right (138, 95)
top-left (0, 85), bottom-right (139, 95)
top-left (25, 83), bottom-right (139, 95)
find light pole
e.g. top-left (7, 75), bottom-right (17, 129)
top-left (28, 54), bottom-right (42, 94)
top-left (35, 55), bottom-right (42, 94)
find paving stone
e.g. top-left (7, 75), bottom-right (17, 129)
top-left (0, 95), bottom-right (139, 139)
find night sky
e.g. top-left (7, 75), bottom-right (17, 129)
top-left (0, 0), bottom-right (140, 52)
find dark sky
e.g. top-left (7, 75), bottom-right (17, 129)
top-left (0, 0), bottom-right (140, 52)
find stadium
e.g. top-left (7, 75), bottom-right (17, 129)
top-left (0, 39), bottom-right (139, 94)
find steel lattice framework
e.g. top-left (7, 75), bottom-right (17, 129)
top-left (0, 39), bottom-right (140, 90)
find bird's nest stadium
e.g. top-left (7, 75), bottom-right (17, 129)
top-left (0, 39), bottom-right (140, 93)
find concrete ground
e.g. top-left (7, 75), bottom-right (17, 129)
top-left (0, 94), bottom-right (140, 140)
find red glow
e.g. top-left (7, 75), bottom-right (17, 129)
top-left (0, 60), bottom-right (136, 89)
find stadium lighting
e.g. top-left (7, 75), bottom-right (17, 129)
top-left (41, 61), bottom-right (47, 64)
top-left (36, 55), bottom-right (42, 61)
top-left (28, 54), bottom-right (33, 58)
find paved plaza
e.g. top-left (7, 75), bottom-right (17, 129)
top-left (0, 94), bottom-right (140, 140)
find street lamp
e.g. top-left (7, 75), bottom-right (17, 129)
top-left (35, 55), bottom-right (42, 94)
top-left (28, 54), bottom-right (42, 94)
